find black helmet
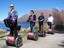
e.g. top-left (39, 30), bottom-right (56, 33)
top-left (30, 10), bottom-right (34, 13)
top-left (49, 14), bottom-right (52, 16)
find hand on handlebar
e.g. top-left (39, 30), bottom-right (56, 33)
top-left (38, 19), bottom-right (44, 22)
top-left (12, 18), bottom-right (16, 22)
top-left (33, 20), bottom-right (36, 22)
top-left (12, 19), bottom-right (15, 21)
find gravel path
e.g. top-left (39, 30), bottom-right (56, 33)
top-left (0, 33), bottom-right (64, 48)
top-left (21, 33), bottom-right (64, 48)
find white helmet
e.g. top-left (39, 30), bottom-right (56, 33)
top-left (10, 4), bottom-right (14, 7)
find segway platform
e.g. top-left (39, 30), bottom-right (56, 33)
top-left (38, 31), bottom-right (46, 37)
top-left (27, 32), bottom-right (38, 41)
top-left (47, 29), bottom-right (54, 34)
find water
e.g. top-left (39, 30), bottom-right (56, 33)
top-left (0, 23), bottom-right (30, 30)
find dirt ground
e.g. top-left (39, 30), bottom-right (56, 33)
top-left (0, 31), bottom-right (64, 48)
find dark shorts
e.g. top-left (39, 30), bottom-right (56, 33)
top-left (47, 22), bottom-right (52, 25)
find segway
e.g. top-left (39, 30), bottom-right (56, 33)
top-left (38, 30), bottom-right (46, 37)
top-left (38, 26), bottom-right (46, 37)
top-left (4, 19), bottom-right (23, 48)
top-left (27, 32), bottom-right (38, 41)
top-left (27, 25), bottom-right (38, 41)
top-left (27, 26), bottom-right (38, 41)
top-left (27, 31), bottom-right (38, 41)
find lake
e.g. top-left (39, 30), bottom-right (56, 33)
top-left (0, 23), bottom-right (30, 30)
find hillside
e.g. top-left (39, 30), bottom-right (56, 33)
top-left (0, 20), bottom-right (4, 24)
top-left (18, 9), bottom-right (53, 23)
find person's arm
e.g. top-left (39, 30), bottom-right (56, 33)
top-left (7, 12), bottom-right (12, 19)
top-left (38, 16), bottom-right (40, 22)
top-left (39, 16), bottom-right (44, 21)
top-left (27, 16), bottom-right (30, 22)
top-left (14, 11), bottom-right (18, 20)
top-left (39, 20), bottom-right (43, 21)
top-left (41, 16), bottom-right (44, 21)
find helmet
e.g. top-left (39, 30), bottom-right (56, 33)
top-left (49, 14), bottom-right (52, 16)
top-left (10, 4), bottom-right (14, 7)
top-left (41, 12), bottom-right (43, 14)
top-left (30, 10), bottom-right (34, 13)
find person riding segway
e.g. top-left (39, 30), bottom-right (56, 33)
top-left (38, 12), bottom-right (46, 37)
top-left (47, 14), bottom-right (54, 34)
top-left (4, 4), bottom-right (23, 48)
top-left (27, 10), bottom-right (38, 41)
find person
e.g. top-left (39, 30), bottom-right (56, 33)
top-left (27, 10), bottom-right (36, 32)
top-left (8, 4), bottom-right (18, 38)
top-left (47, 14), bottom-right (54, 29)
top-left (38, 12), bottom-right (44, 32)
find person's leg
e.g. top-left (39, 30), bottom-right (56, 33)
top-left (31, 22), bottom-right (35, 32)
top-left (14, 20), bottom-right (18, 38)
top-left (41, 22), bottom-right (43, 31)
top-left (30, 22), bottom-right (33, 32)
top-left (47, 22), bottom-right (50, 29)
top-left (30, 22), bottom-right (35, 32)
top-left (14, 19), bottom-right (17, 27)
top-left (50, 22), bottom-right (52, 29)
top-left (14, 28), bottom-right (18, 39)
top-left (32, 22), bottom-right (35, 32)
top-left (10, 27), bottom-right (13, 36)
top-left (39, 22), bottom-right (41, 31)
top-left (31, 27), bottom-right (33, 32)
top-left (8, 19), bottom-right (13, 26)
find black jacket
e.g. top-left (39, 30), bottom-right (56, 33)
top-left (38, 15), bottom-right (44, 24)
top-left (27, 14), bottom-right (36, 23)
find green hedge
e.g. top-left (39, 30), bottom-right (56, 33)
top-left (54, 25), bottom-right (64, 31)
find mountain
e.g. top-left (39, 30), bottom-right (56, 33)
top-left (18, 9), bottom-right (53, 23)
top-left (0, 20), bottom-right (4, 24)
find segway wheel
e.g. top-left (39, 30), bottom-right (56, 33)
top-left (27, 36), bottom-right (30, 40)
top-left (38, 31), bottom-right (46, 37)
top-left (15, 35), bottom-right (23, 48)
top-left (51, 31), bottom-right (55, 34)
top-left (42, 31), bottom-right (46, 37)
top-left (34, 32), bottom-right (38, 41)
top-left (6, 40), bottom-right (9, 46)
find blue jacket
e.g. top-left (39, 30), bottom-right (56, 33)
top-left (8, 10), bottom-right (18, 20)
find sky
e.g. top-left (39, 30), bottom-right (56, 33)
top-left (0, 0), bottom-right (64, 21)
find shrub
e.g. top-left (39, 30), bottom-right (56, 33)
top-left (0, 30), bottom-right (5, 34)
top-left (54, 25), bottom-right (64, 31)
top-left (43, 24), bottom-right (49, 32)
top-left (36, 23), bottom-right (39, 30)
